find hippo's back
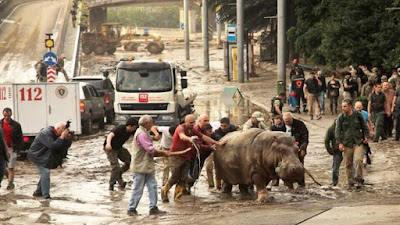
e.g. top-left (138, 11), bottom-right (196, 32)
top-left (214, 129), bottom-right (265, 185)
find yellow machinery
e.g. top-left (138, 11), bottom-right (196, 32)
top-left (82, 23), bottom-right (122, 55)
top-left (120, 29), bottom-right (165, 54)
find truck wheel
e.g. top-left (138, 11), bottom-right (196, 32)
top-left (106, 110), bottom-right (114, 124)
top-left (106, 47), bottom-right (116, 54)
top-left (82, 113), bottom-right (93, 135)
top-left (147, 42), bottom-right (161, 54)
top-left (98, 111), bottom-right (105, 130)
top-left (94, 44), bottom-right (106, 55)
top-left (82, 44), bottom-right (93, 55)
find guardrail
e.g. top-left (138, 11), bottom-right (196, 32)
top-left (71, 26), bottom-right (81, 77)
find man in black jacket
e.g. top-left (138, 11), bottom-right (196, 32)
top-left (0, 108), bottom-right (23, 190)
top-left (283, 112), bottom-right (309, 187)
top-left (28, 122), bottom-right (69, 199)
top-left (206, 117), bottom-right (237, 190)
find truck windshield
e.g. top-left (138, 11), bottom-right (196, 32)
top-left (116, 68), bottom-right (172, 92)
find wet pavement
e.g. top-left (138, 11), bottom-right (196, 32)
top-left (2, 4), bottom-right (400, 223)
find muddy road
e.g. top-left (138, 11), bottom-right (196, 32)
top-left (0, 0), bottom-right (69, 83)
top-left (1, 6), bottom-right (400, 224)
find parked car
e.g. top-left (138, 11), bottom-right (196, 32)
top-left (79, 82), bottom-right (105, 134)
top-left (72, 72), bottom-right (115, 123)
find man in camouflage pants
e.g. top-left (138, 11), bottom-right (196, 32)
top-left (104, 117), bottom-right (138, 190)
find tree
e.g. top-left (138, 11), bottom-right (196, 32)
top-left (211, 0), bottom-right (277, 32)
top-left (107, 7), bottom-right (180, 29)
top-left (288, 0), bottom-right (400, 70)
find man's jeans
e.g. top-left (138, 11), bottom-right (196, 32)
top-left (34, 163), bottom-right (51, 199)
top-left (128, 173), bottom-right (157, 210)
top-left (0, 158), bottom-right (6, 188)
top-left (320, 91), bottom-right (325, 112)
top-left (332, 153), bottom-right (343, 185)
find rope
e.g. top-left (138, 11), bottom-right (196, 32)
top-left (192, 142), bottom-right (201, 206)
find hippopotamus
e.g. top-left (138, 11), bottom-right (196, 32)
top-left (214, 129), bottom-right (304, 202)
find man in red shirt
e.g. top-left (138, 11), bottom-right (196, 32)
top-left (161, 114), bottom-right (224, 202)
top-left (187, 114), bottom-right (215, 193)
top-left (0, 108), bottom-right (23, 190)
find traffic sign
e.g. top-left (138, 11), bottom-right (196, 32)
top-left (43, 52), bottom-right (58, 66)
top-left (45, 38), bottom-right (54, 48)
top-left (47, 67), bottom-right (56, 83)
top-left (180, 22), bottom-right (184, 30)
top-left (227, 24), bottom-right (237, 43)
top-left (144, 28), bottom-right (149, 35)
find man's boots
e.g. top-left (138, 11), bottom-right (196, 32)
top-left (174, 184), bottom-right (184, 201)
top-left (161, 183), bottom-right (171, 203)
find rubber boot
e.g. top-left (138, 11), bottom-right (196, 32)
top-left (161, 183), bottom-right (171, 203)
top-left (174, 185), bottom-right (184, 201)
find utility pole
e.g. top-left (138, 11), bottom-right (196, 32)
top-left (237, 0), bottom-right (244, 83)
top-left (184, 0), bottom-right (190, 60)
top-left (277, 0), bottom-right (286, 93)
top-left (202, 0), bottom-right (209, 71)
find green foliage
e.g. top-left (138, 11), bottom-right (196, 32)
top-left (107, 7), bottom-right (180, 28)
top-left (289, 0), bottom-right (400, 70)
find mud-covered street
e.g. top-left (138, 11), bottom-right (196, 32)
top-left (1, 1), bottom-right (400, 224)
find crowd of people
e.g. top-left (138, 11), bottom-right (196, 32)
top-left (2, 61), bottom-right (400, 216)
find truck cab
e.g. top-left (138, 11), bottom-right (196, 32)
top-left (114, 58), bottom-right (195, 126)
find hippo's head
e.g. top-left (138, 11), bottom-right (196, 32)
top-left (269, 135), bottom-right (304, 183)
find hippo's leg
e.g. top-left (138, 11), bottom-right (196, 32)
top-left (284, 181), bottom-right (294, 189)
top-left (222, 182), bottom-right (232, 194)
top-left (252, 173), bottom-right (268, 202)
top-left (239, 184), bottom-right (250, 195)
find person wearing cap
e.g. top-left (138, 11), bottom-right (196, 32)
top-left (243, 111), bottom-right (268, 130)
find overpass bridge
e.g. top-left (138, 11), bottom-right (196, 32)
top-left (87, 0), bottom-right (201, 32)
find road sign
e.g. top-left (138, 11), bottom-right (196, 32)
top-left (227, 24), bottom-right (237, 43)
top-left (43, 52), bottom-right (58, 66)
top-left (47, 67), bottom-right (56, 82)
top-left (144, 28), bottom-right (149, 35)
top-left (180, 22), bottom-right (184, 30)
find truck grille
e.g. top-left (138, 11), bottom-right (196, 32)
top-left (120, 103), bottom-right (168, 111)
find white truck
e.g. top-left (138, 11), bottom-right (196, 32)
top-left (0, 83), bottom-right (81, 153)
top-left (114, 58), bottom-right (195, 125)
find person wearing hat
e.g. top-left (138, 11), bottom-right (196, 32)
top-left (242, 111), bottom-right (268, 130)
